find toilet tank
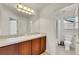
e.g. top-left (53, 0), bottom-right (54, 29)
top-left (64, 34), bottom-right (73, 41)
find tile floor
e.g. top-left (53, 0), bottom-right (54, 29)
top-left (56, 46), bottom-right (75, 55)
top-left (41, 46), bottom-right (75, 55)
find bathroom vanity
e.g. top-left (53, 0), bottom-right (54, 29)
top-left (0, 34), bottom-right (46, 55)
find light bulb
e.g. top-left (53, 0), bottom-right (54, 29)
top-left (17, 8), bottom-right (21, 11)
top-left (31, 10), bottom-right (34, 13)
top-left (18, 4), bottom-right (23, 8)
top-left (25, 11), bottom-right (29, 14)
top-left (23, 7), bottom-right (27, 10)
top-left (27, 8), bottom-right (31, 11)
top-left (21, 10), bottom-right (25, 12)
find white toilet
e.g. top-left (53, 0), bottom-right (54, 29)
top-left (64, 35), bottom-right (72, 51)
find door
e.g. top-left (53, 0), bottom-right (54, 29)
top-left (32, 38), bottom-right (41, 55)
top-left (40, 36), bottom-right (46, 54)
top-left (18, 41), bottom-right (31, 55)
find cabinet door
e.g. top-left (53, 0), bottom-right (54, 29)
top-left (19, 41), bottom-right (31, 55)
top-left (0, 44), bottom-right (18, 55)
top-left (40, 36), bottom-right (46, 54)
top-left (32, 38), bottom-right (41, 55)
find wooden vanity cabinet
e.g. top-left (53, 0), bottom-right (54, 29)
top-left (0, 44), bottom-right (18, 55)
top-left (18, 36), bottom-right (46, 55)
top-left (18, 40), bottom-right (31, 55)
top-left (0, 36), bottom-right (46, 55)
top-left (31, 38), bottom-right (41, 55)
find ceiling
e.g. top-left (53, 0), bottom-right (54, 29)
top-left (55, 4), bottom-right (77, 19)
top-left (23, 3), bottom-right (50, 11)
top-left (1, 3), bottom-right (74, 17)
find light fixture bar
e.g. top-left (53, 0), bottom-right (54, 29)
top-left (16, 3), bottom-right (35, 15)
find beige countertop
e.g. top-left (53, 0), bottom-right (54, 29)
top-left (0, 34), bottom-right (24, 39)
top-left (0, 34), bottom-right (46, 47)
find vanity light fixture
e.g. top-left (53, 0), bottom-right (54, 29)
top-left (23, 7), bottom-right (28, 10)
top-left (16, 3), bottom-right (35, 15)
top-left (27, 8), bottom-right (31, 11)
top-left (17, 3), bottom-right (23, 9)
top-left (25, 11), bottom-right (28, 13)
top-left (17, 8), bottom-right (21, 11)
top-left (21, 10), bottom-right (25, 12)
